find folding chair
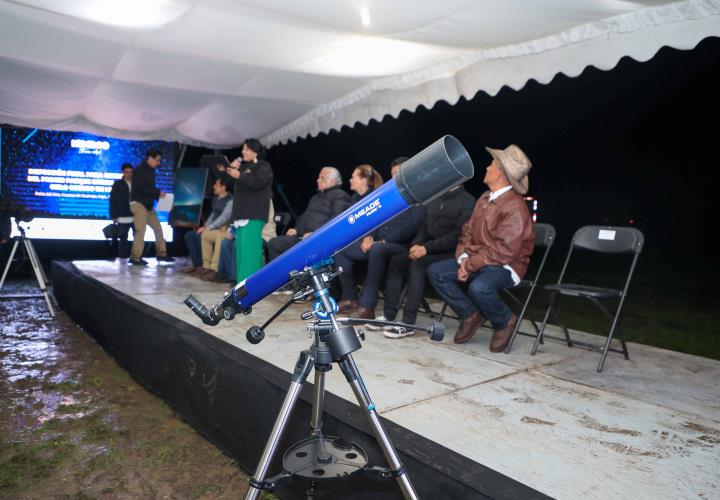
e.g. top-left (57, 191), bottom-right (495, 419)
top-left (503, 223), bottom-right (556, 353)
top-left (530, 225), bottom-right (644, 372)
top-left (435, 223), bottom-right (556, 335)
top-left (273, 211), bottom-right (292, 236)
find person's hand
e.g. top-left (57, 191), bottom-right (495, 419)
top-left (286, 228), bottom-right (297, 236)
top-left (457, 258), bottom-right (469, 282)
top-left (227, 167), bottom-right (240, 179)
top-left (196, 226), bottom-right (207, 235)
top-left (229, 159), bottom-right (241, 169)
top-left (224, 231), bottom-right (234, 240)
top-left (159, 191), bottom-right (166, 198)
top-left (301, 231), bottom-right (313, 239)
top-left (360, 236), bottom-right (374, 253)
top-left (408, 245), bottom-right (427, 260)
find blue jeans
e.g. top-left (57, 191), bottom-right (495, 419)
top-left (218, 238), bottom-right (235, 281)
top-left (427, 259), bottom-right (514, 330)
top-left (184, 230), bottom-right (202, 267)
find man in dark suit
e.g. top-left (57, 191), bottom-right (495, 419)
top-left (109, 163), bottom-right (134, 259)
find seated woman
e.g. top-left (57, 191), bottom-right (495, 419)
top-left (333, 164), bottom-right (384, 313)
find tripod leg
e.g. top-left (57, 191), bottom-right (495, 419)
top-left (310, 370), bottom-right (326, 436)
top-left (246, 350), bottom-right (315, 500)
top-left (309, 369), bottom-right (332, 462)
top-left (23, 239), bottom-right (55, 317)
top-left (338, 354), bottom-right (419, 500)
top-left (26, 239), bottom-right (53, 301)
top-left (0, 239), bottom-right (21, 292)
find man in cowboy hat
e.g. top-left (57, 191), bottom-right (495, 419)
top-left (427, 145), bottom-right (535, 352)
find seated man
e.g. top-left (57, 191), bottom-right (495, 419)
top-left (334, 157), bottom-right (425, 317)
top-left (181, 178), bottom-right (233, 279)
top-left (267, 167), bottom-right (349, 260)
top-left (380, 184), bottom-right (476, 338)
top-left (427, 145), bottom-right (535, 352)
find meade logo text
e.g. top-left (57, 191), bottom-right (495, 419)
top-left (347, 199), bottom-right (382, 224)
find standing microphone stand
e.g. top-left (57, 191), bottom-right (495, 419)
top-left (0, 219), bottom-right (56, 317)
top-left (242, 265), bottom-right (442, 500)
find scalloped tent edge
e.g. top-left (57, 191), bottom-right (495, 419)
top-left (261, 5), bottom-right (720, 147)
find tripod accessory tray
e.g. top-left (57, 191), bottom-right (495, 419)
top-left (283, 435), bottom-right (368, 479)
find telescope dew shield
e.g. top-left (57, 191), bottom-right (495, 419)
top-left (396, 135), bottom-right (474, 205)
top-left (188, 135), bottom-right (474, 321)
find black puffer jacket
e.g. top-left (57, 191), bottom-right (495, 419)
top-left (411, 186), bottom-right (475, 254)
top-left (296, 185), bottom-right (350, 235)
top-left (109, 179), bottom-right (132, 219)
top-left (231, 159), bottom-right (273, 221)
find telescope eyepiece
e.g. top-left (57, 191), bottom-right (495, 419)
top-left (184, 294), bottom-right (221, 326)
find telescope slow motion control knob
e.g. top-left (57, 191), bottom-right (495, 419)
top-left (246, 326), bottom-right (265, 344)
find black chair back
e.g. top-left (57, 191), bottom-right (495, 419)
top-left (533, 223), bottom-right (556, 249)
top-left (273, 212), bottom-right (292, 236)
top-left (572, 226), bottom-right (644, 254)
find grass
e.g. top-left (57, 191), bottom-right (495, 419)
top-left (0, 437), bottom-right (77, 490)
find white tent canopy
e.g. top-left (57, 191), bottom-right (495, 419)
top-left (1, 0), bottom-right (718, 148)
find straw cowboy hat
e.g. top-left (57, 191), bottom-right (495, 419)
top-left (485, 145), bottom-right (532, 195)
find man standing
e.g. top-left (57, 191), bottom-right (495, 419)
top-left (109, 163), bottom-right (134, 259)
top-left (266, 167), bottom-right (350, 260)
top-left (181, 178), bottom-right (233, 279)
top-left (427, 145), bottom-right (534, 352)
top-left (129, 149), bottom-right (174, 265)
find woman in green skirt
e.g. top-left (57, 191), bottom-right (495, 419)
top-left (227, 138), bottom-right (273, 283)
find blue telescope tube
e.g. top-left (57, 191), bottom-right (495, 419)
top-left (237, 179), bottom-right (410, 308)
top-left (185, 135), bottom-right (474, 325)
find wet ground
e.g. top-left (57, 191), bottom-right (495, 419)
top-left (0, 281), bottom-right (251, 498)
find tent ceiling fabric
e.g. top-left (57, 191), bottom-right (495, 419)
top-left (0, 0), bottom-right (718, 148)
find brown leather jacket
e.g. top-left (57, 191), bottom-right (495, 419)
top-left (455, 190), bottom-right (534, 278)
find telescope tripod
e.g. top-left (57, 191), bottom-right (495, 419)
top-left (0, 221), bottom-right (56, 317)
top-left (244, 265), bottom-right (442, 500)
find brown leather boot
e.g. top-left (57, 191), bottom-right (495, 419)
top-left (453, 311), bottom-right (485, 344)
top-left (352, 306), bottom-right (375, 320)
top-left (337, 300), bottom-right (359, 314)
top-left (490, 314), bottom-right (517, 353)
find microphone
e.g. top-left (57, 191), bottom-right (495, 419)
top-left (186, 135), bottom-right (474, 325)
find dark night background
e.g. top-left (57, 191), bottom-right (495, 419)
top-left (267, 37), bottom-right (719, 267)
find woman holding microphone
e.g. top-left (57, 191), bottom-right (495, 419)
top-left (226, 138), bottom-right (273, 282)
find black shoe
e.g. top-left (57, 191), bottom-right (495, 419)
top-left (156, 255), bottom-right (175, 262)
top-left (129, 259), bottom-right (148, 266)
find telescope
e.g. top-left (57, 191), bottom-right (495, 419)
top-left (185, 135), bottom-right (474, 499)
top-left (185, 135), bottom-right (474, 326)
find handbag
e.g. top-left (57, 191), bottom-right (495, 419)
top-left (102, 223), bottom-right (119, 239)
